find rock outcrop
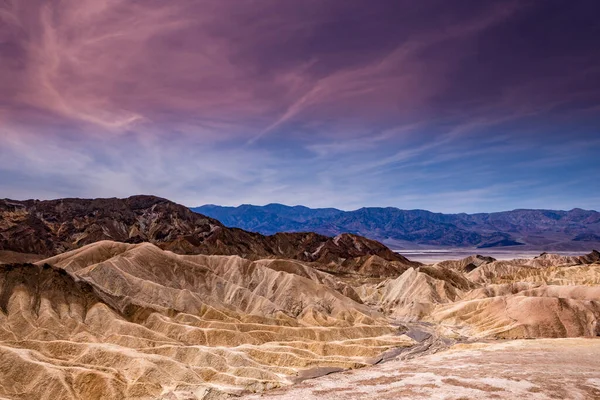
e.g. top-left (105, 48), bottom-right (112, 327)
top-left (0, 242), bottom-right (414, 399)
top-left (0, 196), bottom-right (416, 277)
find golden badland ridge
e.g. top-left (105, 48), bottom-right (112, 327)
top-left (0, 196), bottom-right (599, 399)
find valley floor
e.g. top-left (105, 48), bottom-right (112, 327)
top-left (398, 248), bottom-right (590, 264)
top-left (243, 337), bottom-right (600, 400)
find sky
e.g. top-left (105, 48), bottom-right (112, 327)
top-left (1, 0), bottom-right (599, 213)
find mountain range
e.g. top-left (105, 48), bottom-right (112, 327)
top-left (0, 196), bottom-right (416, 277)
top-left (193, 204), bottom-right (600, 250)
top-left (1, 195), bottom-right (600, 399)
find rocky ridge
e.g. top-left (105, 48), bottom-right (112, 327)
top-left (1, 196), bottom-right (600, 399)
top-left (193, 204), bottom-right (600, 249)
top-left (0, 196), bottom-right (416, 277)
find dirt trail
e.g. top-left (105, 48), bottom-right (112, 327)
top-left (380, 320), bottom-right (464, 362)
top-left (374, 318), bottom-right (489, 366)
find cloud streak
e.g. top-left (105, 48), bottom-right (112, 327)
top-left (0, 0), bottom-right (598, 212)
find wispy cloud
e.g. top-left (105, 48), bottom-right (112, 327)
top-left (0, 0), bottom-right (598, 212)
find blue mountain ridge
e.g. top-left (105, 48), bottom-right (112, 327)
top-left (192, 204), bottom-right (600, 250)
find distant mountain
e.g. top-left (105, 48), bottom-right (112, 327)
top-left (196, 204), bottom-right (344, 234)
top-left (192, 204), bottom-right (600, 250)
top-left (0, 196), bottom-right (416, 276)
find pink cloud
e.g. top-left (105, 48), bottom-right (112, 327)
top-left (1, 0), bottom-right (597, 150)
top-left (0, 0), bottom-right (524, 143)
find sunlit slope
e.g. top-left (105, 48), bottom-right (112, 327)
top-left (361, 253), bottom-right (600, 338)
top-left (0, 241), bottom-right (413, 399)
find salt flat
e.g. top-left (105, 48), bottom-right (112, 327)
top-left (399, 248), bottom-right (586, 264)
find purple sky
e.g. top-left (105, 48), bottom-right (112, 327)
top-left (1, 0), bottom-right (599, 212)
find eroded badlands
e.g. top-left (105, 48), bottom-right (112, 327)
top-left (0, 241), bottom-right (599, 399)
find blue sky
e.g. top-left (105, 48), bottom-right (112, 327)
top-left (0, 0), bottom-right (598, 212)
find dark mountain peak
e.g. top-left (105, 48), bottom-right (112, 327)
top-left (124, 194), bottom-right (170, 205)
top-left (473, 254), bottom-right (496, 262)
top-left (583, 249), bottom-right (600, 263)
top-left (0, 196), bottom-right (222, 255)
top-left (1, 197), bottom-right (409, 277)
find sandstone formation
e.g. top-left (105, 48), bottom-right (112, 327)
top-left (0, 241), bottom-right (414, 399)
top-left (2, 196), bottom-right (600, 400)
top-left (364, 250), bottom-right (600, 339)
top-left (434, 254), bottom-right (496, 273)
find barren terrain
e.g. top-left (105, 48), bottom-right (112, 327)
top-left (244, 338), bottom-right (600, 399)
top-left (0, 197), bottom-right (599, 399)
